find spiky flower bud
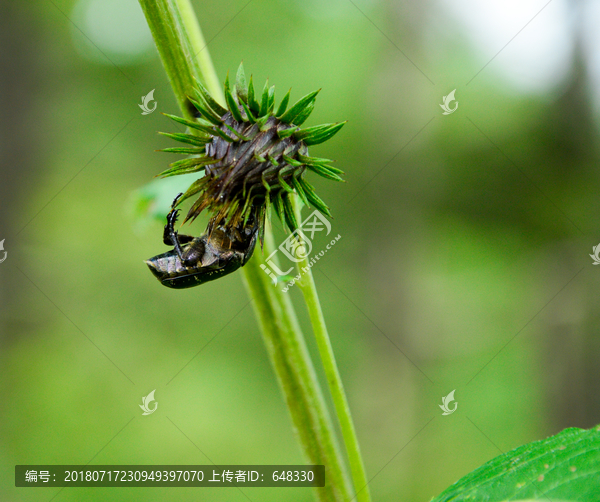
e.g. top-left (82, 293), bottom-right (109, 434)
top-left (157, 63), bottom-right (346, 243)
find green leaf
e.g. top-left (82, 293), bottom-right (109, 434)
top-left (158, 156), bottom-right (213, 177)
top-left (240, 100), bottom-right (257, 123)
top-left (432, 426), bottom-right (600, 502)
top-left (210, 126), bottom-right (236, 143)
top-left (189, 95), bottom-right (222, 125)
top-left (293, 100), bottom-right (315, 126)
top-left (320, 163), bottom-right (345, 175)
top-left (224, 74), bottom-right (244, 123)
top-left (306, 164), bottom-right (345, 182)
top-left (295, 122), bottom-right (346, 145)
top-left (282, 154), bottom-right (303, 167)
top-left (162, 113), bottom-right (215, 136)
top-left (259, 79), bottom-right (270, 117)
top-left (297, 153), bottom-right (336, 168)
top-left (223, 122), bottom-right (251, 141)
top-left (193, 78), bottom-right (227, 116)
top-left (170, 157), bottom-right (208, 167)
top-left (277, 167), bottom-right (295, 193)
top-left (304, 122), bottom-right (346, 145)
top-left (300, 180), bottom-right (331, 216)
top-left (276, 88), bottom-right (292, 117)
top-left (282, 194), bottom-right (298, 232)
top-left (235, 62), bottom-right (248, 103)
top-left (279, 89), bottom-right (320, 124)
top-left (267, 85), bottom-right (276, 113)
top-left (159, 131), bottom-right (210, 147)
top-left (257, 115), bottom-right (270, 131)
top-left (157, 146), bottom-right (205, 155)
top-left (248, 75), bottom-right (261, 114)
top-left (273, 190), bottom-right (285, 224)
top-left (291, 175), bottom-right (309, 207)
top-left (294, 123), bottom-right (334, 139)
top-left (158, 165), bottom-right (203, 178)
top-left (277, 126), bottom-right (299, 139)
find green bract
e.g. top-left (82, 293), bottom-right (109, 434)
top-left (157, 63), bottom-right (346, 242)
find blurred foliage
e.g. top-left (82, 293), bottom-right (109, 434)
top-left (1, 0), bottom-right (600, 501)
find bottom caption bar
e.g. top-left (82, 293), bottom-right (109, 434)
top-left (15, 465), bottom-right (324, 487)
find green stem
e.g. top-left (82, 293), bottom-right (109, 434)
top-left (174, 0), bottom-right (222, 102)
top-left (293, 198), bottom-right (372, 502)
top-left (138, 1), bottom-right (354, 500)
top-left (241, 231), bottom-right (353, 502)
top-left (138, 0), bottom-right (199, 119)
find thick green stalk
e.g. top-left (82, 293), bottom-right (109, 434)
top-left (174, 0), bottom-right (222, 101)
top-left (293, 198), bottom-right (372, 502)
top-left (138, 0), bottom-right (199, 119)
top-left (138, 1), bottom-right (353, 500)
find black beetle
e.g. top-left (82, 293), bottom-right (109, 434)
top-left (146, 194), bottom-right (258, 289)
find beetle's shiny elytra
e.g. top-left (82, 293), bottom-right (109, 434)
top-left (146, 194), bottom-right (258, 289)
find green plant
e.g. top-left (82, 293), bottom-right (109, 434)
top-left (432, 426), bottom-right (600, 501)
top-left (137, 1), bottom-right (370, 501)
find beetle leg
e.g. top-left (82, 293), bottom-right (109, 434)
top-left (168, 192), bottom-right (196, 245)
top-left (171, 192), bottom-right (184, 209)
top-left (163, 207), bottom-right (194, 266)
top-left (165, 213), bottom-right (185, 262)
top-left (163, 207), bottom-right (177, 245)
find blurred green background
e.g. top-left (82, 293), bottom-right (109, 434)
top-left (2, 0), bottom-right (600, 500)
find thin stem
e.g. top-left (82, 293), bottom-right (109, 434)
top-left (138, 1), bottom-right (354, 500)
top-left (174, 0), bottom-right (222, 102)
top-left (293, 197), bottom-right (372, 502)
